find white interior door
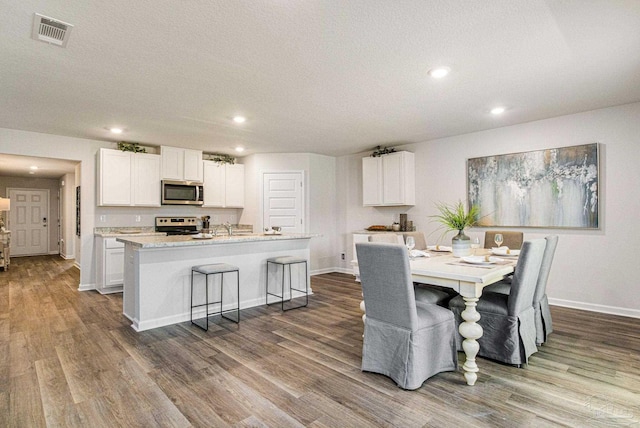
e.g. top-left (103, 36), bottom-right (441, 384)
top-left (263, 172), bottom-right (304, 233)
top-left (8, 188), bottom-right (49, 256)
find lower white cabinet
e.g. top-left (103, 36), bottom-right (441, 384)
top-left (96, 236), bottom-right (124, 293)
top-left (203, 161), bottom-right (245, 208)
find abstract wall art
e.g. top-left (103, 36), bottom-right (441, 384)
top-left (467, 143), bottom-right (599, 229)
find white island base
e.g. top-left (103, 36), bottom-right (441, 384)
top-left (119, 235), bottom-right (312, 331)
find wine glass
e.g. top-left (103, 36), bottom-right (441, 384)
top-left (406, 236), bottom-right (415, 259)
top-left (471, 237), bottom-right (480, 255)
top-left (494, 233), bottom-right (504, 248)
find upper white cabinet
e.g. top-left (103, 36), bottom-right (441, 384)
top-left (161, 146), bottom-right (203, 182)
top-left (132, 153), bottom-right (162, 206)
top-left (97, 149), bottom-right (161, 206)
top-left (203, 161), bottom-right (245, 208)
top-left (362, 151), bottom-right (415, 206)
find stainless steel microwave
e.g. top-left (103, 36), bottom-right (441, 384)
top-left (161, 180), bottom-right (203, 205)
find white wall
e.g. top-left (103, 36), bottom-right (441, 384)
top-left (338, 102), bottom-right (640, 318)
top-left (241, 153), bottom-right (338, 274)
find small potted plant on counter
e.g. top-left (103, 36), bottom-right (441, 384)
top-left (431, 200), bottom-right (479, 257)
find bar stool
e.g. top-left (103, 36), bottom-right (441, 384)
top-left (191, 263), bottom-right (240, 331)
top-left (266, 256), bottom-right (309, 311)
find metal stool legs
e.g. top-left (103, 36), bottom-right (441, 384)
top-left (266, 257), bottom-right (309, 311)
top-left (191, 264), bottom-right (240, 331)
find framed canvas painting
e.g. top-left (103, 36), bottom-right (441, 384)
top-left (467, 143), bottom-right (599, 229)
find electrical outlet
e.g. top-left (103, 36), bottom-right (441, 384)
top-left (341, 253), bottom-right (345, 260)
top-left (99, 215), bottom-right (106, 222)
top-left (135, 215), bottom-right (141, 222)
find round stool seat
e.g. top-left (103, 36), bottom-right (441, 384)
top-left (267, 256), bottom-right (306, 265)
top-left (192, 263), bottom-right (238, 275)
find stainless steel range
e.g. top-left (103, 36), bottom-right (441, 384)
top-left (155, 216), bottom-right (199, 235)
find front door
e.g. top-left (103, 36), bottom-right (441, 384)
top-left (262, 172), bottom-right (304, 233)
top-left (8, 188), bottom-right (49, 256)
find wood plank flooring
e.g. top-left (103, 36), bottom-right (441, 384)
top-left (1, 255), bottom-right (639, 427)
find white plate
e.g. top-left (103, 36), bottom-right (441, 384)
top-left (491, 248), bottom-right (520, 256)
top-left (427, 245), bottom-right (452, 252)
top-left (263, 231), bottom-right (282, 235)
top-left (461, 255), bottom-right (504, 265)
top-left (192, 234), bottom-right (214, 240)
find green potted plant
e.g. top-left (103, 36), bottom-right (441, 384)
top-left (431, 200), bottom-right (479, 256)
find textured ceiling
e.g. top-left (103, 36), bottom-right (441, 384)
top-left (1, 0), bottom-right (639, 163)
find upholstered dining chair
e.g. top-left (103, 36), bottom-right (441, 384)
top-left (483, 235), bottom-right (558, 345)
top-left (402, 231), bottom-right (427, 250)
top-left (484, 231), bottom-right (524, 249)
top-left (449, 239), bottom-right (546, 366)
top-left (356, 242), bottom-right (458, 389)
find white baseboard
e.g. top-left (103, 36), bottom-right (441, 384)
top-left (60, 253), bottom-right (75, 260)
top-left (311, 267), bottom-right (353, 276)
top-left (49, 250), bottom-right (59, 255)
top-left (549, 298), bottom-right (640, 319)
top-left (78, 282), bottom-right (95, 292)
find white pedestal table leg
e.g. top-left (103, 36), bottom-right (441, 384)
top-left (458, 296), bottom-right (483, 386)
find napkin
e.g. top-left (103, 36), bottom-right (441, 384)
top-left (410, 250), bottom-right (430, 258)
top-left (427, 245), bottom-right (452, 252)
top-left (491, 246), bottom-right (519, 256)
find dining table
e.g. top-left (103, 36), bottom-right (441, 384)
top-left (409, 250), bottom-right (516, 385)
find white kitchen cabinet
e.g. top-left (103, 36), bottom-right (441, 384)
top-left (96, 236), bottom-right (124, 293)
top-left (97, 149), bottom-right (161, 207)
top-left (132, 153), bottom-right (161, 206)
top-left (161, 146), bottom-right (203, 182)
top-left (97, 149), bottom-right (132, 205)
top-left (202, 161), bottom-right (245, 208)
top-left (362, 151), bottom-right (415, 206)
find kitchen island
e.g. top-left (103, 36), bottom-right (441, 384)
top-left (116, 233), bottom-right (315, 331)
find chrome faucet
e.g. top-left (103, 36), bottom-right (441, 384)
top-left (223, 221), bottom-right (233, 237)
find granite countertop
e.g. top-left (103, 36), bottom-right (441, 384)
top-left (116, 233), bottom-right (319, 249)
top-left (94, 227), bottom-right (166, 237)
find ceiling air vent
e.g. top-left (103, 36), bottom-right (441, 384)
top-left (32, 13), bottom-right (74, 47)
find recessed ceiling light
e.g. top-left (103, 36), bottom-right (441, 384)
top-left (428, 67), bottom-right (450, 79)
top-left (109, 127), bottom-right (123, 134)
top-left (30, 166), bottom-right (38, 170)
top-left (232, 116), bottom-right (246, 124)
top-left (235, 146), bottom-right (245, 153)
top-left (491, 106), bottom-right (506, 115)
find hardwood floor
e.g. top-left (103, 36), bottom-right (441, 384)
top-left (1, 255), bottom-right (639, 427)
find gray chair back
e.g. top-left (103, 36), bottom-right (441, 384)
top-left (533, 235), bottom-right (558, 304)
top-left (402, 232), bottom-right (427, 250)
top-left (484, 231), bottom-right (524, 249)
top-left (356, 242), bottom-right (417, 330)
top-left (508, 239), bottom-right (546, 316)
